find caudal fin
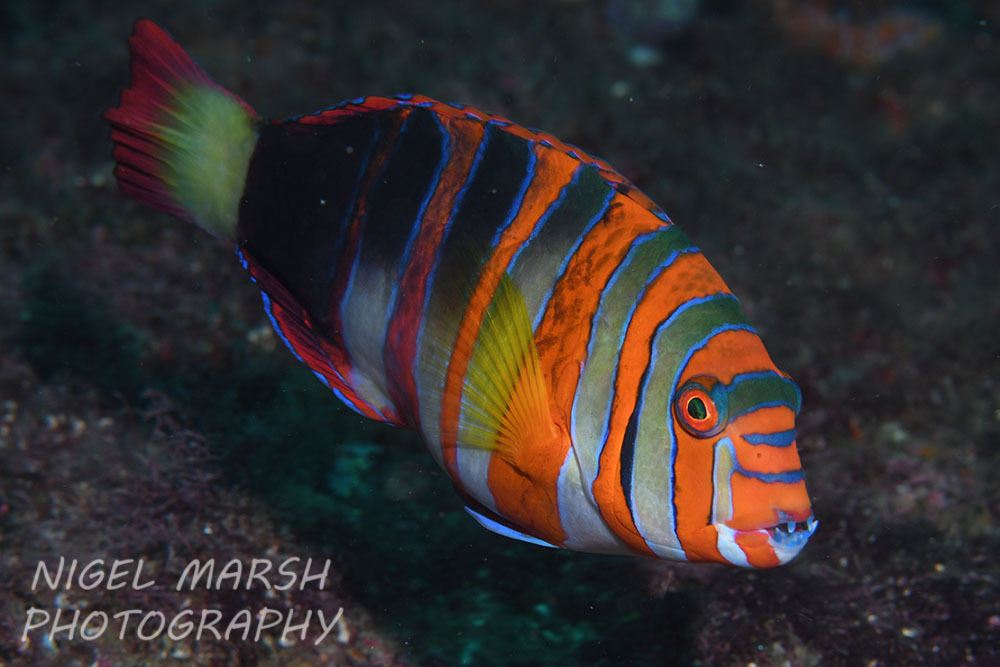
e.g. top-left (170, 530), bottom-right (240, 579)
top-left (105, 19), bottom-right (259, 240)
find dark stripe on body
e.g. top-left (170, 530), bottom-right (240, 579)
top-left (617, 363), bottom-right (648, 515)
top-left (441, 122), bottom-right (535, 260)
top-left (238, 114), bottom-right (384, 328)
top-left (356, 108), bottom-right (445, 286)
top-left (238, 110), bottom-right (409, 421)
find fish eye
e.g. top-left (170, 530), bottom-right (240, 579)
top-left (686, 396), bottom-right (708, 420)
top-left (674, 376), bottom-right (728, 437)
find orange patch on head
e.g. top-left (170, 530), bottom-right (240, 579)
top-left (681, 328), bottom-right (777, 386)
top-left (727, 476), bottom-right (812, 532)
top-left (728, 407), bottom-right (802, 475)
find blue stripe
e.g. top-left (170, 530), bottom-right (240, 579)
top-left (744, 429), bottom-right (797, 447)
top-left (729, 370), bottom-right (793, 386)
top-left (593, 293), bottom-right (741, 551)
top-left (263, 289), bottom-right (384, 418)
top-left (658, 298), bottom-right (749, 546)
top-left (260, 292), bottom-right (305, 365)
top-left (625, 334), bottom-right (662, 555)
top-left (332, 121), bottom-right (388, 287)
top-left (463, 506), bottom-right (558, 548)
top-left (574, 237), bottom-right (691, 465)
top-left (398, 114), bottom-right (451, 279)
top-left (572, 230), bottom-right (660, 452)
top-left (489, 146), bottom-right (538, 248)
top-left (508, 165), bottom-right (582, 274)
top-left (668, 319), bottom-right (759, 399)
top-left (585, 230), bottom-right (662, 352)
top-left (737, 468), bottom-right (805, 484)
top-left (726, 370), bottom-right (802, 420)
top-left (532, 185), bottom-right (616, 330)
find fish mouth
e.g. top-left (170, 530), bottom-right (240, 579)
top-left (715, 514), bottom-right (818, 567)
top-left (765, 516), bottom-right (818, 542)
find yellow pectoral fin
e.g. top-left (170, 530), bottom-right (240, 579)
top-left (458, 271), bottom-right (552, 468)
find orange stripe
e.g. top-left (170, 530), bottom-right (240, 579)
top-left (591, 249), bottom-right (733, 555)
top-left (535, 193), bottom-right (669, 415)
top-left (670, 431), bottom-right (723, 562)
top-left (728, 476), bottom-right (811, 532)
top-left (439, 144), bottom-right (579, 494)
top-left (729, 407), bottom-right (802, 474)
top-left (484, 405), bottom-right (567, 545)
top-left (735, 530), bottom-right (780, 568)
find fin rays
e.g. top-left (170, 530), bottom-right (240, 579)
top-left (459, 271), bottom-right (551, 467)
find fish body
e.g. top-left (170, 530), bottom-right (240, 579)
top-left (107, 20), bottom-right (816, 567)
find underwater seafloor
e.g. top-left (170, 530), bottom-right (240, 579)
top-left (1, 0), bottom-right (998, 665)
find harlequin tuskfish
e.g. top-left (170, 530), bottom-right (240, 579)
top-left (107, 20), bottom-right (816, 567)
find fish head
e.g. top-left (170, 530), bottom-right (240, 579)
top-left (630, 326), bottom-right (816, 567)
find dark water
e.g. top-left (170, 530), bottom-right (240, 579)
top-left (1, 1), bottom-right (998, 664)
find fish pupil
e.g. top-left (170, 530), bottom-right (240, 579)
top-left (687, 397), bottom-right (708, 421)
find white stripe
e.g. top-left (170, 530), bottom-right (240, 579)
top-left (454, 445), bottom-right (499, 516)
top-left (715, 524), bottom-right (751, 567)
top-left (556, 445), bottom-right (630, 554)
